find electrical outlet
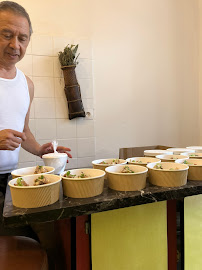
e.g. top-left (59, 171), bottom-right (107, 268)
top-left (85, 109), bottom-right (93, 120)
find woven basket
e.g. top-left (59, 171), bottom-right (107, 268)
top-left (61, 65), bottom-right (78, 86)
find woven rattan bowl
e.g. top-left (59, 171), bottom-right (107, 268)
top-left (176, 159), bottom-right (202, 180)
top-left (147, 162), bottom-right (188, 187)
top-left (11, 166), bottom-right (55, 179)
top-left (8, 174), bottom-right (61, 208)
top-left (61, 168), bottom-right (105, 198)
top-left (105, 164), bottom-right (148, 191)
top-left (155, 155), bottom-right (188, 163)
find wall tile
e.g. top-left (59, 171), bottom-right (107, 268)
top-left (53, 57), bottom-right (63, 78)
top-left (32, 35), bottom-right (53, 56)
top-left (54, 77), bottom-right (65, 97)
top-left (78, 78), bottom-right (93, 99)
top-left (18, 162), bottom-right (36, 169)
top-left (76, 118), bottom-right (94, 138)
top-left (55, 97), bottom-right (68, 118)
top-left (29, 119), bottom-right (36, 136)
top-left (29, 99), bottom-right (35, 119)
top-left (33, 77), bottom-right (55, 98)
top-left (19, 147), bottom-right (36, 163)
top-left (56, 118), bottom-right (76, 139)
top-left (76, 59), bottom-right (92, 79)
top-left (34, 98), bottom-right (56, 118)
top-left (33, 56), bottom-right (54, 77)
top-left (35, 119), bottom-right (56, 140)
top-left (74, 38), bottom-right (92, 59)
top-left (16, 54), bottom-right (32, 76)
top-left (26, 39), bottom-right (32, 55)
top-left (57, 139), bottom-right (77, 158)
top-left (53, 36), bottom-right (73, 56)
top-left (77, 137), bottom-right (95, 157)
top-left (82, 98), bottom-right (94, 110)
top-left (77, 157), bottom-right (94, 168)
top-left (65, 158), bottom-right (78, 170)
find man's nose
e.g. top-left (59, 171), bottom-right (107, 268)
top-left (9, 37), bottom-right (20, 50)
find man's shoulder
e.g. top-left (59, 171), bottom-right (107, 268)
top-left (25, 75), bottom-right (34, 101)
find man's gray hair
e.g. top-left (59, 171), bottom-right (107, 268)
top-left (0, 1), bottom-right (33, 36)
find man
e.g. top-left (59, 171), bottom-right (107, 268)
top-left (0, 1), bottom-right (72, 195)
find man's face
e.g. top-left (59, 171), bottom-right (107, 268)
top-left (0, 11), bottom-right (30, 68)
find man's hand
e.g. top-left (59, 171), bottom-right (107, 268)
top-left (38, 142), bottom-right (72, 162)
top-left (0, 129), bottom-right (26, 150)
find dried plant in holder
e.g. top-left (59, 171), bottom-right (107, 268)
top-left (58, 44), bottom-right (85, 120)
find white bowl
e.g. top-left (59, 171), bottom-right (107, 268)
top-left (61, 168), bottom-right (105, 198)
top-left (176, 158), bottom-right (202, 180)
top-left (42, 153), bottom-right (68, 175)
top-left (8, 174), bottom-right (61, 208)
top-left (11, 166), bottom-right (55, 179)
top-left (181, 152), bottom-right (202, 159)
top-left (166, 148), bottom-right (195, 155)
top-left (186, 146), bottom-right (202, 153)
top-left (105, 164), bottom-right (148, 191)
top-left (156, 154), bottom-right (189, 162)
top-left (92, 159), bottom-right (127, 179)
top-left (147, 162), bottom-right (188, 187)
top-left (144, 150), bottom-right (173, 157)
top-left (126, 157), bottom-right (161, 166)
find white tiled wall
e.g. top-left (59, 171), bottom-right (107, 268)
top-left (17, 35), bottom-right (95, 170)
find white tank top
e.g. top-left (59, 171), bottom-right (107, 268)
top-left (0, 68), bottom-right (30, 173)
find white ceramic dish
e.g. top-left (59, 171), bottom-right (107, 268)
top-left (166, 148), bottom-right (195, 155)
top-left (92, 159), bottom-right (127, 179)
top-left (181, 152), bottom-right (202, 159)
top-left (147, 162), bottom-right (188, 187)
top-left (186, 146), bottom-right (202, 153)
top-left (155, 154), bottom-right (189, 162)
top-left (42, 153), bottom-right (68, 175)
top-left (8, 174), bottom-right (61, 208)
top-left (105, 164), bottom-right (148, 191)
top-left (144, 150), bottom-right (173, 157)
top-left (11, 166), bottom-right (55, 179)
top-left (61, 168), bottom-right (105, 198)
top-left (126, 157), bottom-right (161, 166)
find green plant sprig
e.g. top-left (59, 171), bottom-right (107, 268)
top-left (58, 44), bottom-right (80, 66)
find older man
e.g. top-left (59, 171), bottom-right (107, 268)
top-left (0, 1), bottom-right (72, 195)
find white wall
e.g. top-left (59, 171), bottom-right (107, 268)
top-left (16, 0), bottom-right (199, 167)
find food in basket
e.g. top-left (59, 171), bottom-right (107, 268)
top-left (64, 171), bottom-right (89, 178)
top-left (154, 164), bottom-right (179, 170)
top-left (14, 177), bottom-right (29, 186)
top-left (183, 160), bottom-right (197, 165)
top-left (121, 166), bottom-right (135, 173)
top-left (34, 175), bottom-right (50, 186)
top-left (131, 160), bottom-right (143, 164)
top-left (34, 165), bottom-right (49, 174)
top-left (99, 159), bottom-right (121, 165)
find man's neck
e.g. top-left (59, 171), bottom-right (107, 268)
top-left (0, 64), bottom-right (16, 79)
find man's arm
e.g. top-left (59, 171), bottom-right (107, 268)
top-left (21, 76), bottom-right (41, 155)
